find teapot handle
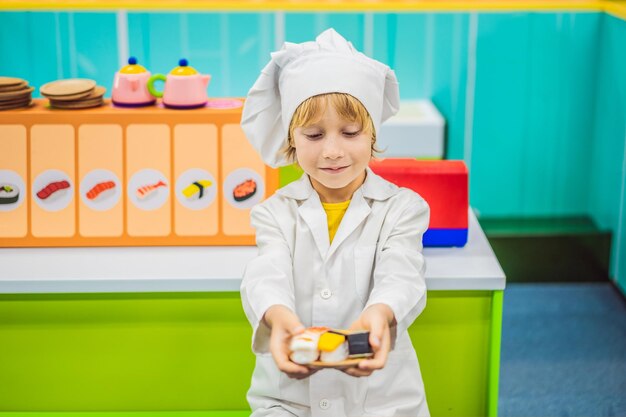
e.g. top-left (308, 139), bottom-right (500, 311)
top-left (147, 74), bottom-right (166, 98)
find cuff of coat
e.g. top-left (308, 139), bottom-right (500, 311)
top-left (250, 300), bottom-right (294, 355)
top-left (364, 290), bottom-right (425, 346)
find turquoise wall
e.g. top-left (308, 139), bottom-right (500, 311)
top-left (1, 10), bottom-right (625, 288)
top-left (0, 10), bottom-right (603, 216)
top-left (591, 14), bottom-right (626, 292)
top-left (471, 13), bottom-right (600, 218)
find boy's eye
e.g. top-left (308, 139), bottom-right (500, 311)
top-left (343, 130), bottom-right (360, 137)
top-left (305, 133), bottom-right (323, 140)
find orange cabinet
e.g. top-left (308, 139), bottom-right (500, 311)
top-left (0, 99), bottom-right (278, 247)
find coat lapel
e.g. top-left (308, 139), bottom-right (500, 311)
top-left (277, 173), bottom-right (330, 258)
top-left (298, 193), bottom-right (331, 258)
top-left (326, 188), bottom-right (370, 259)
top-left (275, 167), bottom-right (399, 261)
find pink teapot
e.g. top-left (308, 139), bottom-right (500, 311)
top-left (111, 57), bottom-right (156, 107)
top-left (147, 59), bottom-right (211, 109)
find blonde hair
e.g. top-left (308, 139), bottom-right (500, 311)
top-left (282, 93), bottom-right (381, 164)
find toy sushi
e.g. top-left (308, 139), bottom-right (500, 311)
top-left (182, 180), bottom-right (212, 200)
top-left (136, 180), bottom-right (166, 199)
top-left (86, 181), bottom-right (116, 200)
top-left (233, 179), bottom-right (256, 202)
top-left (37, 180), bottom-right (70, 200)
top-left (0, 183), bottom-right (19, 204)
top-left (289, 327), bottom-right (373, 369)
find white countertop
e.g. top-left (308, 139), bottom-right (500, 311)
top-left (0, 209), bottom-right (505, 293)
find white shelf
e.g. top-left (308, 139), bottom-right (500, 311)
top-left (0, 209), bottom-right (505, 294)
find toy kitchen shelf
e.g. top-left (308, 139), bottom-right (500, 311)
top-left (0, 98), bottom-right (279, 247)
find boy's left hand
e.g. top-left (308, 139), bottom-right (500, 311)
top-left (342, 303), bottom-right (394, 378)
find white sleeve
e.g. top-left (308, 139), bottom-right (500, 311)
top-left (364, 197), bottom-right (430, 344)
top-left (240, 203), bottom-right (295, 354)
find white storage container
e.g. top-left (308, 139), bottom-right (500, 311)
top-left (377, 100), bottom-right (445, 159)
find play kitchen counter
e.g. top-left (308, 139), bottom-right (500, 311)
top-left (0, 100), bottom-right (505, 416)
top-left (0, 209), bottom-right (505, 417)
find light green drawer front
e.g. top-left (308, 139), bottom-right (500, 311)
top-left (0, 291), bottom-right (501, 416)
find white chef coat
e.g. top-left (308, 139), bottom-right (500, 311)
top-left (240, 167), bottom-right (430, 417)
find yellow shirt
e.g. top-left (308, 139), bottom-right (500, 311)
top-left (321, 200), bottom-right (351, 243)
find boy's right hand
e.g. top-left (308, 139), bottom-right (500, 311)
top-left (263, 305), bottom-right (318, 380)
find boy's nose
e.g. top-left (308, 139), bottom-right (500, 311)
top-left (322, 135), bottom-right (344, 159)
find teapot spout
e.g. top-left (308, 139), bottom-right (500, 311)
top-left (202, 74), bottom-right (211, 88)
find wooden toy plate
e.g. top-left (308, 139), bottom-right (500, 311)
top-left (307, 358), bottom-right (368, 370)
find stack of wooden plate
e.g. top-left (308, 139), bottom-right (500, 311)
top-left (0, 77), bottom-right (34, 110)
top-left (40, 79), bottom-right (106, 109)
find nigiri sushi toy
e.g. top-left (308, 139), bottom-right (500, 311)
top-left (289, 327), bottom-right (374, 369)
top-left (319, 331), bottom-right (350, 362)
top-left (289, 326), bottom-right (328, 365)
top-left (37, 180), bottom-right (70, 200)
top-left (290, 335), bottom-right (321, 365)
top-left (182, 180), bottom-right (213, 200)
top-left (0, 184), bottom-right (19, 205)
top-left (86, 181), bottom-right (116, 200)
top-left (136, 180), bottom-right (167, 199)
top-left (233, 179), bottom-right (257, 202)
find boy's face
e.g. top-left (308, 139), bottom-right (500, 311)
top-left (293, 104), bottom-right (372, 202)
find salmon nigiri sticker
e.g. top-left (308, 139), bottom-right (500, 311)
top-left (80, 169), bottom-right (122, 211)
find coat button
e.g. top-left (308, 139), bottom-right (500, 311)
top-left (320, 288), bottom-right (332, 299)
top-left (319, 398), bottom-right (330, 410)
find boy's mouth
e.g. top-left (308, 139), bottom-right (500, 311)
top-left (320, 165), bottom-right (349, 174)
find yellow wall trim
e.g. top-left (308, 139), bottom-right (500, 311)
top-left (1, 0), bottom-right (625, 21)
top-left (0, 0), bottom-right (617, 12)
top-left (604, 0), bottom-right (626, 20)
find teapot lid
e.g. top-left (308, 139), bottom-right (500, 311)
top-left (170, 59), bottom-right (198, 76)
top-left (120, 57), bottom-right (147, 74)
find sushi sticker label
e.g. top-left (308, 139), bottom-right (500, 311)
top-left (80, 169), bottom-right (121, 211)
top-left (223, 168), bottom-right (264, 209)
top-left (0, 170), bottom-right (26, 211)
top-left (32, 169), bottom-right (73, 212)
top-left (175, 168), bottom-right (217, 211)
top-left (128, 168), bottom-right (169, 211)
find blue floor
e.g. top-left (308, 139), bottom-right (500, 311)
top-left (500, 283), bottom-right (626, 417)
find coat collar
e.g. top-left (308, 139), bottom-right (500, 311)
top-left (276, 167), bottom-right (398, 260)
top-left (276, 166), bottom-right (398, 202)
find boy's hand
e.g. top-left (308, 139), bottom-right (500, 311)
top-left (342, 303), bottom-right (394, 378)
top-left (263, 305), bottom-right (318, 380)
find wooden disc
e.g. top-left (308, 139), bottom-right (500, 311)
top-left (40, 78), bottom-right (96, 97)
top-left (86, 85), bottom-right (107, 99)
top-left (0, 77), bottom-right (26, 87)
top-left (0, 100), bottom-right (32, 111)
top-left (44, 88), bottom-right (94, 101)
top-left (52, 85), bottom-right (106, 102)
top-left (0, 95), bottom-right (32, 105)
top-left (0, 86), bottom-right (34, 100)
top-left (50, 97), bottom-right (103, 109)
top-left (0, 82), bottom-right (28, 92)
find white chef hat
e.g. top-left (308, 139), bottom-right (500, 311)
top-left (241, 28), bottom-right (400, 168)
